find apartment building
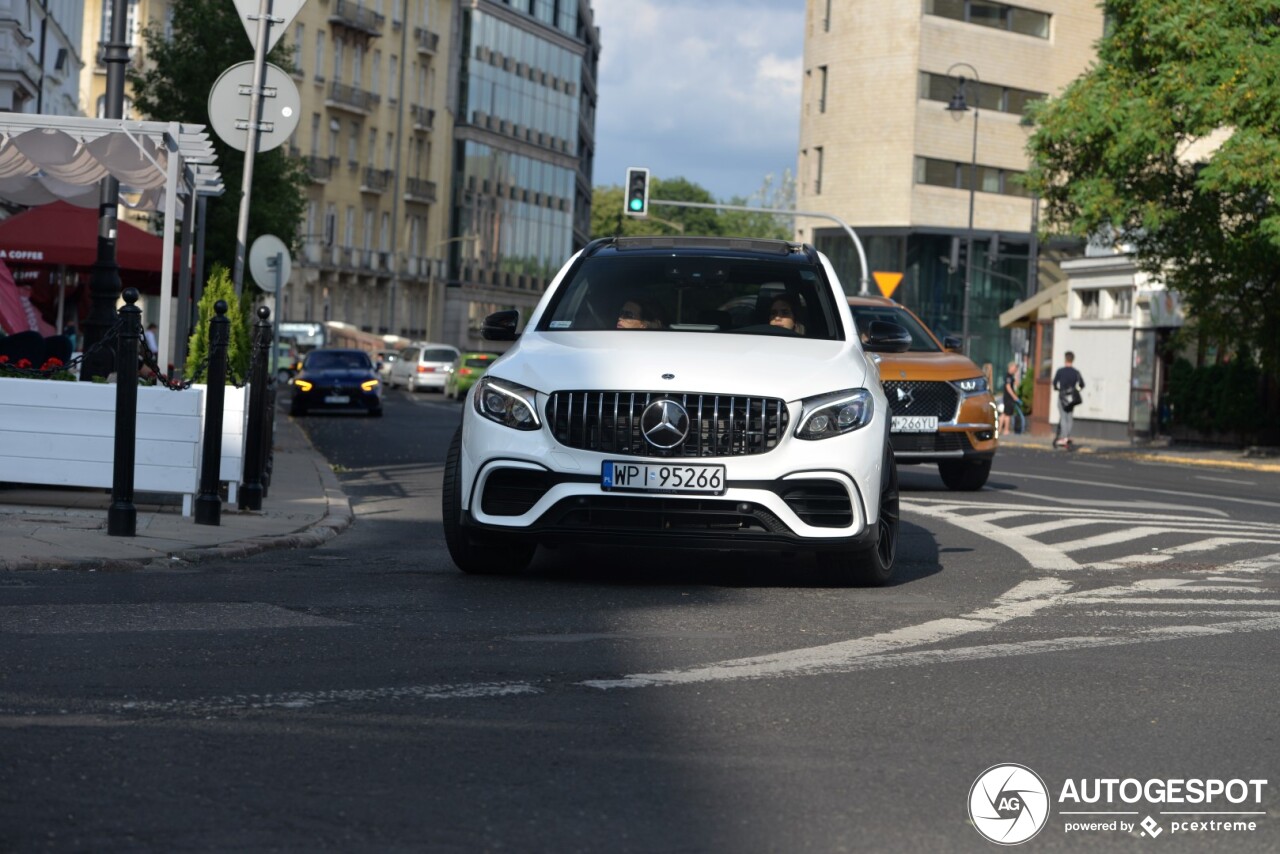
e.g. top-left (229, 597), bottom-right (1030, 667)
top-left (796, 0), bottom-right (1105, 372)
top-left (76, 0), bottom-right (596, 351)
top-left (1, 0), bottom-right (85, 115)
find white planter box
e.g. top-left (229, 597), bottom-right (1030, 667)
top-left (193, 383), bottom-right (249, 504)
top-left (0, 376), bottom-right (204, 516)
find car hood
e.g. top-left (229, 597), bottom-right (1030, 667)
top-left (873, 351), bottom-right (986, 383)
top-left (489, 332), bottom-right (869, 400)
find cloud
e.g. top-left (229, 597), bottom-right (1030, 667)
top-left (591, 0), bottom-right (804, 200)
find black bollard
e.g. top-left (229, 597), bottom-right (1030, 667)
top-left (261, 383), bottom-right (274, 498)
top-left (239, 305), bottom-right (272, 510)
top-left (107, 288), bottom-right (142, 536)
top-left (194, 300), bottom-right (230, 526)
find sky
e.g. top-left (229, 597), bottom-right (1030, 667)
top-left (589, 0), bottom-right (805, 202)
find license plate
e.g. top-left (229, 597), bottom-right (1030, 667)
top-left (324, 394), bottom-right (350, 404)
top-left (602, 461), bottom-right (726, 494)
top-left (891, 415), bottom-right (938, 433)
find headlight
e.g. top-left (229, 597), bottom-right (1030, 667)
top-left (361, 379), bottom-right (379, 392)
top-left (954, 376), bottom-right (989, 396)
top-left (294, 379), bottom-right (313, 391)
top-left (474, 376), bottom-right (541, 430)
top-left (795, 389), bottom-right (874, 440)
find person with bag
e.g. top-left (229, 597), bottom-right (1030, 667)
top-left (1052, 351), bottom-right (1085, 449)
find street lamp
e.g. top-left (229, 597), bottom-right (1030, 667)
top-left (945, 62), bottom-right (980, 357)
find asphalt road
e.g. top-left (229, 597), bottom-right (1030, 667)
top-left (2, 389), bottom-right (1278, 853)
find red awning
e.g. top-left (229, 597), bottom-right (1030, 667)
top-left (0, 258), bottom-right (56, 336)
top-left (0, 201), bottom-right (175, 272)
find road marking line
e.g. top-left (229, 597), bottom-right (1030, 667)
top-left (582, 616), bottom-right (1280, 690)
top-left (1063, 527), bottom-right (1170, 553)
top-left (1195, 475), bottom-right (1256, 486)
top-left (902, 501), bottom-right (1080, 571)
top-left (113, 682), bottom-right (542, 714)
top-left (997, 472), bottom-right (1280, 510)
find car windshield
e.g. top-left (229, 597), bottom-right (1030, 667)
top-left (463, 357), bottom-right (492, 368)
top-left (536, 255), bottom-right (844, 340)
top-left (421, 348), bottom-right (457, 361)
top-left (306, 351), bottom-right (372, 370)
top-left (848, 305), bottom-right (942, 353)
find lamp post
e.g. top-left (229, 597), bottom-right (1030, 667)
top-left (945, 62), bottom-right (980, 357)
top-left (80, 0), bottom-right (130, 380)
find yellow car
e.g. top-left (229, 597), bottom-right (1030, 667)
top-left (848, 296), bottom-right (998, 490)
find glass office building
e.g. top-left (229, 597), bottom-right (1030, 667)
top-left (447, 0), bottom-right (598, 343)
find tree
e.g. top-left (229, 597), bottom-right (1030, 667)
top-left (128, 0), bottom-right (307, 285)
top-left (590, 173), bottom-right (796, 240)
top-left (1023, 0), bottom-right (1280, 379)
top-left (187, 264), bottom-right (250, 383)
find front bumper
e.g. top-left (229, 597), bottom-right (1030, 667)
top-left (459, 401), bottom-right (886, 548)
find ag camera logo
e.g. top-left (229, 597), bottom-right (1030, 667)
top-left (969, 764), bottom-right (1051, 845)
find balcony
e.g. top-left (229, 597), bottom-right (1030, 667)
top-left (361, 167), bottom-right (391, 193)
top-left (413, 26), bottom-right (439, 55)
top-left (404, 177), bottom-right (437, 205)
top-left (303, 155), bottom-right (333, 182)
top-left (329, 0), bottom-right (385, 37)
top-left (410, 104), bottom-right (435, 132)
top-left (326, 82), bottom-right (379, 115)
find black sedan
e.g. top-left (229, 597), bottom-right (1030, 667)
top-left (289, 348), bottom-right (383, 417)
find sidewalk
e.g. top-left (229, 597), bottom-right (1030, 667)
top-left (998, 430), bottom-right (1280, 473)
top-left (0, 414), bottom-right (353, 571)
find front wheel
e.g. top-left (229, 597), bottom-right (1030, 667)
top-left (938, 458), bottom-right (992, 491)
top-left (442, 428), bottom-right (536, 574)
top-left (830, 444), bottom-right (899, 586)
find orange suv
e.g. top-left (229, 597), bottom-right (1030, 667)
top-left (848, 296), bottom-right (998, 490)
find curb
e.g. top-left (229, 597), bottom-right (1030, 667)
top-left (1001, 440), bottom-right (1280, 473)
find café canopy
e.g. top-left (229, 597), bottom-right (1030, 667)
top-left (0, 113), bottom-right (223, 369)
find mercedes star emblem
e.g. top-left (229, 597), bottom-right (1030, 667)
top-left (640, 399), bottom-right (690, 449)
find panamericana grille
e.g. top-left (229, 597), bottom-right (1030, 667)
top-left (546, 391), bottom-right (789, 458)
top-left (881, 381), bottom-right (960, 421)
top-left (891, 432), bottom-right (971, 453)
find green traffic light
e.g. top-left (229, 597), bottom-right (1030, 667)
top-left (629, 198), bottom-right (643, 211)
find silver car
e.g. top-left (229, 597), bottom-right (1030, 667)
top-left (387, 343), bottom-right (460, 392)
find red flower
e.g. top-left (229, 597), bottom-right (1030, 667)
top-left (40, 357), bottom-right (64, 370)
top-left (16, 358), bottom-right (31, 369)
top-left (0, 355), bottom-right (8, 364)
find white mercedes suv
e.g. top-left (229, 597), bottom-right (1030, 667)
top-left (442, 237), bottom-right (910, 584)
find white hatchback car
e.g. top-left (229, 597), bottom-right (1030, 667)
top-left (442, 236), bottom-right (910, 584)
top-left (387, 342), bottom-right (459, 392)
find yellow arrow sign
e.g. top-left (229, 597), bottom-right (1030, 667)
top-left (873, 272), bottom-right (903, 299)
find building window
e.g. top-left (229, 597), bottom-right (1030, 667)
top-left (310, 113), bottom-right (320, 155)
top-left (315, 30), bottom-right (325, 81)
top-left (919, 71), bottom-right (1044, 116)
top-left (1109, 288), bottom-right (1132, 318)
top-left (1077, 289), bottom-right (1100, 320)
top-left (924, 0), bottom-right (1050, 39)
top-left (914, 156), bottom-right (1031, 198)
top-left (814, 146), bottom-right (824, 195)
top-left (818, 65), bottom-right (828, 114)
top-left (823, 0), bottom-right (832, 31)
top-left (294, 24), bottom-right (304, 72)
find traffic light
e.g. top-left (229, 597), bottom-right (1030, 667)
top-left (624, 167), bottom-right (650, 217)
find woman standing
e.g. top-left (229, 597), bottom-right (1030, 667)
top-left (1000, 361), bottom-right (1020, 436)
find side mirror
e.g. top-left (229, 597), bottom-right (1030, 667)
top-left (481, 309), bottom-right (521, 341)
top-left (942, 335), bottom-right (963, 352)
top-left (863, 320), bottom-right (911, 353)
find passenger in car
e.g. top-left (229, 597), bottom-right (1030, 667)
top-left (768, 294), bottom-right (805, 335)
top-left (616, 298), bottom-right (666, 330)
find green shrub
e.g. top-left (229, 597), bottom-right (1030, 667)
top-left (186, 264), bottom-right (249, 383)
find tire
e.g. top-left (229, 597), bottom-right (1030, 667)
top-left (829, 444), bottom-right (899, 586)
top-left (442, 427), bottom-right (536, 574)
top-left (938, 458), bottom-right (992, 491)
top-left (290, 402), bottom-right (306, 417)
